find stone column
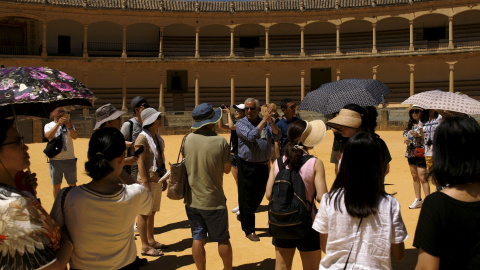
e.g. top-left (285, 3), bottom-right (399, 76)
top-left (372, 65), bottom-right (379, 80)
top-left (83, 71), bottom-right (89, 117)
top-left (409, 20), bottom-right (414, 51)
top-left (122, 72), bottom-right (127, 111)
top-left (408, 64), bottom-right (415, 96)
top-left (195, 27), bottom-right (200, 58)
top-left (300, 69), bottom-right (305, 100)
top-left (42, 21), bottom-right (47, 57)
top-left (158, 27), bottom-right (164, 58)
top-left (372, 23), bottom-right (377, 54)
top-left (266, 71), bottom-right (271, 104)
top-left (300, 26), bottom-right (305, 57)
top-left (195, 72), bottom-right (200, 105)
top-left (448, 17), bottom-right (454, 49)
top-left (230, 73), bottom-right (235, 108)
top-left (230, 28), bottom-right (235, 57)
top-left (83, 24), bottom-right (89, 58)
top-left (159, 72), bottom-right (165, 112)
top-left (122, 26), bottom-right (127, 58)
top-left (265, 27), bottom-right (270, 57)
top-left (336, 25), bottom-right (341, 55)
top-left (336, 68), bottom-right (341, 81)
top-left (447, 61), bottom-right (457, 93)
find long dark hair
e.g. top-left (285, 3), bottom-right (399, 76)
top-left (405, 108), bottom-right (429, 131)
top-left (428, 116), bottom-right (480, 186)
top-left (284, 120), bottom-right (307, 170)
top-left (0, 119), bottom-right (14, 145)
top-left (329, 132), bottom-right (387, 218)
top-left (85, 128), bottom-right (126, 181)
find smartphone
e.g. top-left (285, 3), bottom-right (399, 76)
top-left (134, 145), bottom-right (145, 157)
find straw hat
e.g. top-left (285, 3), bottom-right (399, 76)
top-left (141, 108), bottom-right (162, 128)
top-left (326, 109), bottom-right (362, 130)
top-left (94, 103), bottom-right (125, 130)
top-left (409, 105), bottom-right (424, 112)
top-left (298, 120), bottom-right (327, 147)
top-left (191, 103), bottom-right (222, 129)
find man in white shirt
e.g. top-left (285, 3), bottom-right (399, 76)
top-left (44, 107), bottom-right (77, 198)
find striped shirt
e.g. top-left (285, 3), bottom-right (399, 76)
top-left (236, 116), bottom-right (281, 162)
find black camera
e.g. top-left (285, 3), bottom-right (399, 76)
top-left (220, 104), bottom-right (228, 109)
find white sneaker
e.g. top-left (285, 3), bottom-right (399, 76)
top-left (236, 210), bottom-right (240, 216)
top-left (409, 198), bottom-right (423, 209)
top-left (134, 223), bottom-right (139, 234)
top-left (232, 206), bottom-right (239, 213)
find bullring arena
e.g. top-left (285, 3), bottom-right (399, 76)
top-left (1, 0), bottom-right (479, 269)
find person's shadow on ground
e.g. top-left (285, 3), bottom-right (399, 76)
top-left (234, 258), bottom-right (275, 269)
top-left (141, 254), bottom-right (194, 270)
top-left (392, 248), bottom-right (418, 270)
top-left (154, 220), bottom-right (190, 234)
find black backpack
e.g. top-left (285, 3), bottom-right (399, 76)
top-left (268, 155), bottom-right (315, 240)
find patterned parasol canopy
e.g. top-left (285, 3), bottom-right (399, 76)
top-left (0, 67), bottom-right (95, 118)
top-left (402, 90), bottom-right (480, 115)
top-left (298, 79), bottom-right (391, 115)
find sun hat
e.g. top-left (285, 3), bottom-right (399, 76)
top-left (326, 108), bottom-right (362, 130)
top-left (131, 96), bottom-right (147, 109)
top-left (233, 104), bottom-right (245, 110)
top-left (409, 105), bottom-right (424, 112)
top-left (298, 120), bottom-right (327, 147)
top-left (94, 103), bottom-right (125, 130)
top-left (191, 103), bottom-right (222, 129)
top-left (141, 108), bottom-right (162, 128)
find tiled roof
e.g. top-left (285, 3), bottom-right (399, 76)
top-left (0, 0), bottom-right (443, 12)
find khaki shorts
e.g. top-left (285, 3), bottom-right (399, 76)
top-left (425, 156), bottom-right (433, 171)
top-left (143, 182), bottom-right (163, 213)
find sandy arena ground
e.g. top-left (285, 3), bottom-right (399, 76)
top-left (28, 130), bottom-right (431, 269)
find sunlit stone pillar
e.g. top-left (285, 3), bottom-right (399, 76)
top-left (158, 27), bottom-right (164, 58)
top-left (266, 71), bottom-right (271, 104)
top-left (195, 72), bottom-right (200, 105)
top-left (122, 26), bottom-right (127, 58)
top-left (300, 70), bottom-right (305, 100)
top-left (230, 28), bottom-right (235, 57)
top-left (336, 25), bottom-right (341, 55)
top-left (372, 65), bottom-right (379, 80)
top-left (447, 61), bottom-right (457, 93)
top-left (372, 23), bottom-right (377, 54)
top-left (336, 68), bottom-right (341, 81)
top-left (42, 21), bottom-right (47, 57)
top-left (448, 17), bottom-right (454, 49)
top-left (408, 64), bottom-right (415, 96)
top-left (409, 20), bottom-right (414, 51)
top-left (122, 72), bottom-right (127, 111)
top-left (300, 26), bottom-right (305, 57)
top-left (195, 27), bottom-right (200, 58)
top-left (265, 27), bottom-right (270, 58)
top-left (83, 24), bottom-right (89, 58)
top-left (230, 73), bottom-right (235, 108)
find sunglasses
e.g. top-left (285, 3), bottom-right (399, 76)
top-left (411, 109), bottom-right (422, 114)
top-left (1, 136), bottom-right (24, 147)
top-left (245, 107), bottom-right (256, 111)
top-left (235, 109), bottom-right (244, 113)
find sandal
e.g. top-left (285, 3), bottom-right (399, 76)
top-left (149, 241), bottom-right (168, 249)
top-left (141, 247), bottom-right (164, 257)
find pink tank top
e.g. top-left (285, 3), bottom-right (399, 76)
top-left (274, 155), bottom-right (316, 219)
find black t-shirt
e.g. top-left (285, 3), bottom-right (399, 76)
top-left (230, 130), bottom-right (238, 154)
top-left (413, 192), bottom-right (480, 270)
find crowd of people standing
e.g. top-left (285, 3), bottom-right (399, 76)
top-left (0, 96), bottom-right (479, 270)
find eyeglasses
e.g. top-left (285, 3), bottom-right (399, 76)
top-left (0, 136), bottom-right (24, 147)
top-left (411, 109), bottom-right (422, 114)
top-left (245, 107), bottom-right (256, 111)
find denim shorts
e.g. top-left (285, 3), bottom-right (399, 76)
top-left (185, 206), bottom-right (230, 242)
top-left (49, 159), bottom-right (77, 185)
top-left (407, 157), bottom-right (427, 168)
top-left (272, 226), bottom-right (320, 252)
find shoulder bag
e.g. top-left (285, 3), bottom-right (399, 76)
top-left (414, 147), bottom-right (425, 158)
top-left (44, 125), bottom-right (65, 158)
top-left (167, 134), bottom-right (189, 200)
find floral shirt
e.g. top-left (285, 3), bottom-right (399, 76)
top-left (403, 124), bottom-right (424, 158)
top-left (0, 184), bottom-right (61, 270)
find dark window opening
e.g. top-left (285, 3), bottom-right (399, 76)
top-left (240, 37), bottom-right (260, 48)
top-left (58, 35), bottom-right (71, 55)
top-left (423, 27), bottom-right (445, 41)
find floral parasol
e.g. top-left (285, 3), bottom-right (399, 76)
top-left (0, 67), bottom-right (96, 118)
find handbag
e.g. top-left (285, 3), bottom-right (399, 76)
top-left (44, 127), bottom-right (64, 158)
top-left (414, 147), bottom-right (425, 158)
top-left (167, 134), bottom-right (189, 200)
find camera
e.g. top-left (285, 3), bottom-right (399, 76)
top-left (220, 104), bottom-right (228, 109)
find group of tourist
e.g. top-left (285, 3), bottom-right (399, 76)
top-left (0, 96), bottom-right (479, 270)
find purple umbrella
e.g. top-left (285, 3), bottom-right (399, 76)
top-left (0, 66), bottom-right (96, 118)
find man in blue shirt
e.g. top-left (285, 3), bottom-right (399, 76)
top-left (275, 98), bottom-right (302, 157)
top-left (236, 98), bottom-right (281, 241)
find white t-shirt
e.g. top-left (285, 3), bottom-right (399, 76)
top-left (51, 184), bottom-right (152, 270)
top-left (313, 192), bottom-right (408, 270)
top-left (418, 114), bottom-right (443, 157)
top-left (44, 121), bottom-right (76, 160)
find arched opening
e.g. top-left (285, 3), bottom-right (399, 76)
top-left (126, 23), bottom-right (159, 57)
top-left (413, 14), bottom-right (449, 50)
top-left (163, 24), bottom-right (195, 57)
top-left (234, 24), bottom-right (265, 57)
top-left (47, 19), bottom-right (83, 56)
top-left (199, 24), bottom-right (230, 57)
top-left (376, 17), bottom-right (410, 52)
top-left (304, 22), bottom-right (336, 55)
top-left (340, 20), bottom-right (372, 54)
top-left (88, 21), bottom-right (123, 57)
top-left (453, 10), bottom-right (480, 48)
top-left (269, 23), bottom-right (300, 56)
top-left (0, 16), bottom-right (41, 55)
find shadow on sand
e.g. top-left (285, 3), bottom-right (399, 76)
top-left (392, 248), bottom-right (418, 270)
top-left (154, 220), bottom-right (190, 235)
top-left (141, 254), bottom-right (195, 270)
top-left (234, 258), bottom-right (275, 269)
